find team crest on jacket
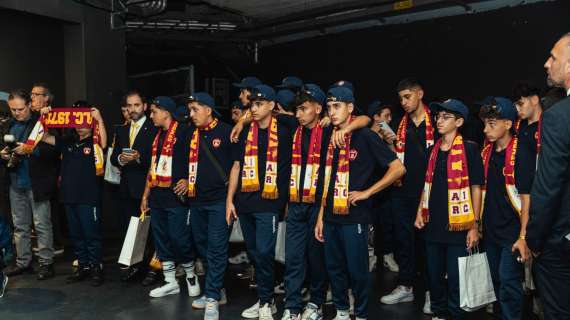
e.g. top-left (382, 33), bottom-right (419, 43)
top-left (83, 147), bottom-right (92, 155)
top-left (212, 138), bottom-right (221, 148)
top-left (349, 149), bottom-right (358, 161)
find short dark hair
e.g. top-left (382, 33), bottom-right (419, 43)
top-left (9, 89), bottom-right (31, 105)
top-left (379, 104), bottom-right (393, 114)
top-left (396, 77), bottom-right (423, 93)
top-left (479, 100), bottom-right (503, 120)
top-left (32, 82), bottom-right (53, 104)
top-left (122, 90), bottom-right (146, 106)
top-left (513, 81), bottom-right (541, 100)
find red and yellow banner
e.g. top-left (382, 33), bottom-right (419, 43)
top-left (43, 108), bottom-right (94, 128)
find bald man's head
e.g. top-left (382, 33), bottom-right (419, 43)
top-left (545, 33), bottom-right (570, 89)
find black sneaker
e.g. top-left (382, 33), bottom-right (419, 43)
top-left (90, 265), bottom-right (104, 287)
top-left (0, 273), bottom-right (7, 298)
top-left (67, 267), bottom-right (91, 283)
top-left (37, 264), bottom-right (55, 280)
top-left (4, 264), bottom-right (34, 277)
top-left (120, 265), bottom-right (140, 282)
top-left (142, 270), bottom-right (162, 287)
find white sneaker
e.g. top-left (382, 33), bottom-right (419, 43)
top-left (332, 309), bottom-right (350, 320)
top-left (383, 253), bottom-right (399, 272)
top-left (229, 251), bottom-right (250, 264)
top-left (281, 309), bottom-right (300, 320)
top-left (301, 303), bottom-right (322, 320)
top-left (241, 301), bottom-right (278, 319)
top-left (186, 275), bottom-right (201, 297)
top-left (259, 303), bottom-right (275, 320)
top-left (380, 285), bottom-right (414, 304)
top-left (423, 291), bottom-right (433, 315)
top-left (193, 289), bottom-right (228, 309)
top-left (149, 282), bottom-right (180, 298)
top-left (204, 298), bottom-right (219, 320)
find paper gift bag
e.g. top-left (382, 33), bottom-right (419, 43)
top-left (118, 215), bottom-right (151, 266)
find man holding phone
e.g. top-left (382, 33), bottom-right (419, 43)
top-left (110, 90), bottom-right (159, 285)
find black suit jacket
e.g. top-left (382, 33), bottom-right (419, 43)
top-left (528, 94), bottom-right (570, 254)
top-left (110, 118), bottom-right (157, 199)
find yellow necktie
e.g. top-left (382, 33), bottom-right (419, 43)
top-left (129, 123), bottom-right (139, 147)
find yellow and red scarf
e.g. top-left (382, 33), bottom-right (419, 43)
top-left (24, 115), bottom-right (104, 176)
top-left (321, 125), bottom-right (352, 215)
top-left (481, 137), bottom-right (522, 219)
top-left (289, 124), bottom-right (323, 203)
top-left (187, 118), bottom-right (218, 197)
top-left (241, 117), bottom-right (279, 199)
top-left (395, 104), bottom-right (435, 164)
top-left (419, 135), bottom-right (475, 230)
top-left (148, 121), bottom-right (178, 188)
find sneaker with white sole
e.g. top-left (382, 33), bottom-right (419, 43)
top-left (380, 285), bottom-right (414, 304)
top-left (0, 274), bottom-right (7, 298)
top-left (204, 298), bottom-right (219, 320)
top-left (186, 275), bottom-right (201, 297)
top-left (281, 309), bottom-right (300, 320)
top-left (193, 289), bottom-right (228, 309)
top-left (229, 251), bottom-right (250, 265)
top-left (383, 253), bottom-right (399, 272)
top-left (259, 303), bottom-right (275, 320)
top-left (332, 309), bottom-right (350, 320)
top-left (423, 291), bottom-right (433, 315)
top-left (242, 300), bottom-right (277, 319)
top-left (149, 282), bottom-right (180, 298)
top-left (301, 302), bottom-right (322, 320)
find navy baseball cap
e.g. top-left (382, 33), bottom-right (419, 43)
top-left (329, 80), bottom-right (354, 93)
top-left (301, 84), bottom-right (326, 105)
top-left (250, 85), bottom-right (276, 101)
top-left (486, 97), bottom-right (518, 122)
top-left (152, 96), bottom-right (177, 115)
top-left (175, 105), bottom-right (190, 122)
top-left (231, 100), bottom-right (244, 110)
top-left (276, 76), bottom-right (303, 89)
top-left (367, 100), bottom-right (382, 118)
top-left (430, 99), bottom-right (469, 120)
top-left (187, 92), bottom-right (221, 117)
top-left (233, 76), bottom-right (262, 89)
top-left (327, 87), bottom-right (355, 103)
top-left (276, 89), bottom-right (296, 110)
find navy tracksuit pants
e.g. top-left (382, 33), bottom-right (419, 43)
top-left (64, 204), bottom-right (102, 267)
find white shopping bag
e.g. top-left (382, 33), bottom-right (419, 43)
top-left (459, 250), bottom-right (497, 311)
top-left (118, 215), bottom-right (151, 266)
top-left (104, 147), bottom-right (121, 184)
top-left (274, 222), bottom-right (286, 264)
top-left (229, 219), bottom-right (245, 243)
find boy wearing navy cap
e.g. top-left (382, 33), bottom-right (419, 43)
top-left (185, 93), bottom-right (232, 320)
top-left (414, 99), bottom-right (484, 319)
top-left (314, 87), bottom-right (405, 320)
top-left (226, 84), bottom-right (293, 320)
top-left (276, 89), bottom-right (296, 116)
top-left (281, 84), bottom-right (370, 320)
top-left (276, 76), bottom-right (304, 94)
top-left (479, 97), bottom-right (533, 320)
top-left (140, 96), bottom-right (201, 299)
top-left (40, 106), bottom-right (108, 286)
top-left (233, 76), bottom-right (262, 109)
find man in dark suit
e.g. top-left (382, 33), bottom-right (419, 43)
top-left (527, 33), bottom-right (570, 320)
top-left (110, 90), bottom-right (158, 285)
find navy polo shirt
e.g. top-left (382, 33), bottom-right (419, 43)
top-left (323, 128), bottom-right (397, 225)
top-left (424, 141), bottom-right (484, 245)
top-left (517, 119), bottom-right (539, 176)
top-left (187, 121), bottom-right (233, 207)
top-left (55, 135), bottom-right (102, 205)
top-left (232, 121), bottom-right (292, 215)
top-left (277, 114), bottom-right (334, 205)
top-left (392, 117), bottom-right (439, 199)
top-left (148, 124), bottom-right (190, 209)
top-left (482, 141), bottom-right (533, 246)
